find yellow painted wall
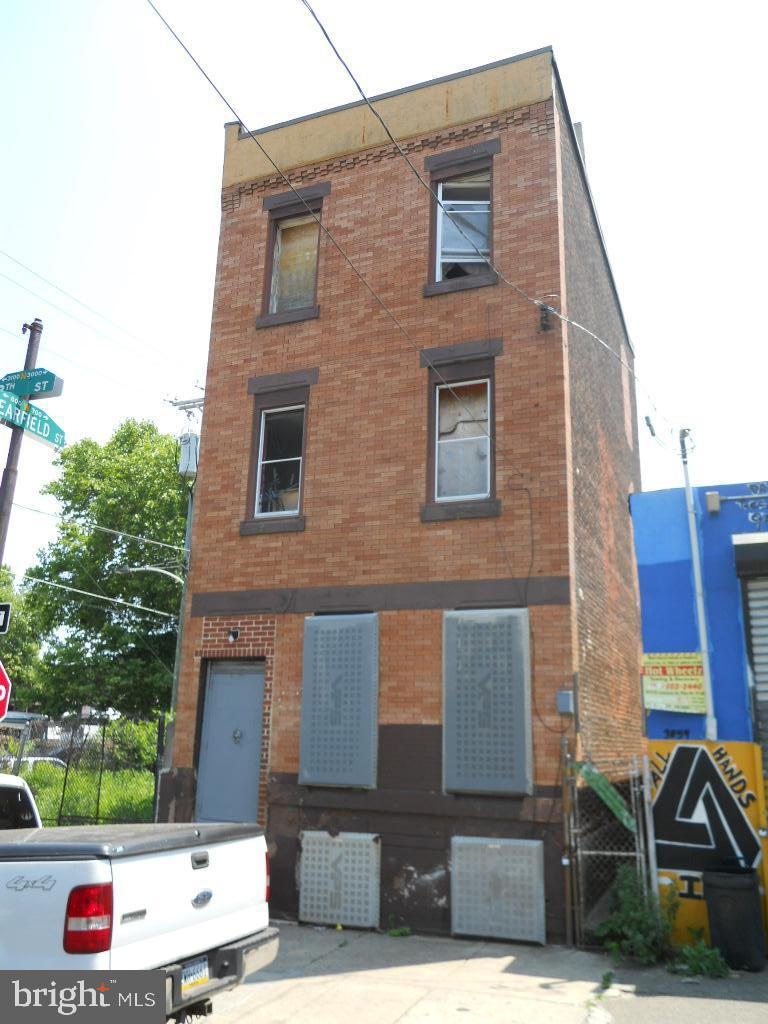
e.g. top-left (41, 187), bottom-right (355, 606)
top-left (649, 740), bottom-right (768, 945)
top-left (223, 51), bottom-right (553, 187)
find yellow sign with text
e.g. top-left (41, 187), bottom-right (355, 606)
top-left (643, 653), bottom-right (706, 713)
top-left (649, 740), bottom-right (768, 944)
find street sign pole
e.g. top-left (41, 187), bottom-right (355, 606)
top-left (0, 318), bottom-right (42, 566)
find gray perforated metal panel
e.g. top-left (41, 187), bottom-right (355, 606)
top-left (298, 831), bottom-right (380, 928)
top-left (443, 609), bottom-right (532, 794)
top-left (451, 836), bottom-right (545, 943)
top-left (299, 614), bottom-right (378, 787)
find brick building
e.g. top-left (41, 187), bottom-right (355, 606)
top-left (161, 47), bottom-right (643, 942)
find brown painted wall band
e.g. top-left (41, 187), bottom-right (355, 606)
top-left (191, 575), bottom-right (569, 617)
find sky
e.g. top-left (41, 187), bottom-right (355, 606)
top-left (1, 0), bottom-right (766, 581)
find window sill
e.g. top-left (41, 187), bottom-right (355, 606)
top-left (423, 271), bottom-right (498, 298)
top-left (240, 516), bottom-right (305, 536)
top-left (255, 305), bottom-right (319, 329)
top-left (420, 498), bottom-right (501, 522)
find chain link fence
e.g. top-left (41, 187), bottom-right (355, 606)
top-left (564, 755), bottom-right (654, 946)
top-left (0, 714), bottom-right (164, 826)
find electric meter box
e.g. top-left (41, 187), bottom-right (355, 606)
top-left (178, 432), bottom-right (200, 479)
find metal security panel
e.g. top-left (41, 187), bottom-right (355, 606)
top-left (299, 614), bottom-right (379, 787)
top-left (451, 836), bottom-right (545, 943)
top-left (444, 609), bottom-right (532, 795)
top-left (299, 831), bottom-right (380, 928)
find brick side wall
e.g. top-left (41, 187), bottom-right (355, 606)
top-left (556, 91), bottom-right (644, 768)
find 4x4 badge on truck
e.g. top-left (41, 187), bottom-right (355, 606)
top-left (192, 889), bottom-right (212, 908)
top-left (6, 874), bottom-right (56, 891)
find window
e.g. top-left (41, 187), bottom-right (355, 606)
top-left (420, 339), bottom-right (502, 522)
top-left (255, 405), bottom-right (304, 516)
top-left (268, 215), bottom-right (319, 315)
top-left (242, 368), bottom-right (319, 536)
top-left (436, 379), bottom-right (490, 501)
top-left (257, 182), bottom-right (330, 329)
top-left (435, 171), bottom-right (491, 282)
top-left (424, 139), bottom-right (500, 297)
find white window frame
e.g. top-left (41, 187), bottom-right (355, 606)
top-left (435, 177), bottom-right (491, 283)
top-left (434, 379), bottom-right (491, 503)
top-left (254, 403), bottom-right (304, 518)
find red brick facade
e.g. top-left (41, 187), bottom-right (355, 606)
top-left (163, 52), bottom-right (643, 940)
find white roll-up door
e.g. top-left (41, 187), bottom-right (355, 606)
top-left (746, 577), bottom-right (768, 771)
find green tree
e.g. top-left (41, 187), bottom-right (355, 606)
top-left (23, 420), bottom-right (187, 716)
top-left (0, 566), bottom-right (44, 708)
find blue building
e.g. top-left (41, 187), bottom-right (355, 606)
top-left (630, 482), bottom-right (768, 766)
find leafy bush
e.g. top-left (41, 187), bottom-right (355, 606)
top-left (107, 719), bottom-right (159, 772)
top-left (596, 864), bottom-right (678, 965)
top-left (669, 931), bottom-right (729, 978)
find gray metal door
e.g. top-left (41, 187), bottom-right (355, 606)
top-left (195, 661), bottom-right (264, 823)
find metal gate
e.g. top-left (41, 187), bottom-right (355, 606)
top-left (563, 753), bottom-right (655, 946)
top-left (745, 577), bottom-right (768, 773)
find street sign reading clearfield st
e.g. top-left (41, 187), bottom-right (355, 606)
top-left (0, 603), bottom-right (10, 634)
top-left (0, 367), bottom-right (63, 399)
top-left (0, 390), bottom-right (65, 449)
top-left (0, 661), bottom-right (11, 723)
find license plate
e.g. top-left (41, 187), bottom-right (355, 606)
top-left (181, 956), bottom-right (210, 997)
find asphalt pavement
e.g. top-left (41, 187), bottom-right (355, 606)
top-left (208, 921), bottom-right (768, 1024)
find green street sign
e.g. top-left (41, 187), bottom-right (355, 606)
top-left (0, 390), bottom-right (65, 449)
top-left (0, 367), bottom-right (63, 399)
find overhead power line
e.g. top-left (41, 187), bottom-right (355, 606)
top-left (0, 248), bottom-right (154, 352)
top-left (297, 0), bottom-right (678, 444)
top-left (22, 574), bottom-right (177, 619)
top-left (13, 501), bottom-right (187, 553)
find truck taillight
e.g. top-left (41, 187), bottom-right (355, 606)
top-left (265, 851), bottom-right (270, 904)
top-left (63, 883), bottom-right (113, 954)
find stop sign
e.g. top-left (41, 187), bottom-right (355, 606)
top-left (0, 660), bottom-right (11, 723)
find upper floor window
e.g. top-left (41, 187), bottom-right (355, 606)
top-left (435, 171), bottom-right (491, 282)
top-left (423, 139), bottom-right (500, 298)
top-left (419, 339), bottom-right (502, 523)
top-left (256, 182), bottom-right (330, 329)
top-left (269, 215), bottom-right (320, 315)
top-left (255, 405), bottom-right (305, 516)
top-left (241, 368), bottom-right (319, 536)
top-left (436, 379), bottom-right (490, 501)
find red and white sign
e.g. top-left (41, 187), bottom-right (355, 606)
top-left (0, 660), bottom-right (11, 723)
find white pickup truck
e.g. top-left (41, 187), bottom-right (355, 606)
top-left (0, 821), bottom-right (278, 1021)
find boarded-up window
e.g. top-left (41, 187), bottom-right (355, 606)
top-left (269, 215), bottom-right (320, 314)
top-left (299, 614), bottom-right (379, 787)
top-left (444, 609), bottom-right (532, 794)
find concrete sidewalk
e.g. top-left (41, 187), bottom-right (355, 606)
top-left (209, 922), bottom-right (768, 1024)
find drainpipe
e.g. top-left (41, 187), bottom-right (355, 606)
top-left (680, 429), bottom-right (717, 740)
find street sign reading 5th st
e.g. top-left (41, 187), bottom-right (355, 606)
top-left (0, 660), bottom-right (11, 723)
top-left (0, 367), bottom-right (63, 399)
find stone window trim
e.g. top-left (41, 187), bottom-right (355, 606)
top-left (420, 338), bottom-right (502, 523)
top-left (424, 139), bottom-right (501, 297)
top-left (256, 182), bottom-right (331, 329)
top-left (241, 368), bottom-right (319, 535)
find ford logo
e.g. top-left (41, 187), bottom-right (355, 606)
top-left (192, 890), bottom-right (213, 908)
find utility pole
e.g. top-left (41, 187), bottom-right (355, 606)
top-left (0, 318), bottom-right (43, 565)
top-left (680, 428), bottom-right (717, 741)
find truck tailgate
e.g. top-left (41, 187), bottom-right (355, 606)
top-left (110, 833), bottom-right (268, 970)
top-left (0, 855), bottom-right (113, 970)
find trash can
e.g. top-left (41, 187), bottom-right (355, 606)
top-left (702, 866), bottom-right (766, 972)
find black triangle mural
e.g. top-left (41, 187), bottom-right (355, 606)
top-left (653, 745), bottom-right (761, 872)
